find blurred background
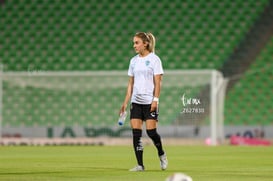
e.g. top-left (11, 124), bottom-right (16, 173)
top-left (0, 0), bottom-right (272, 144)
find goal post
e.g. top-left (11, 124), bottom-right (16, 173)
top-left (0, 68), bottom-right (227, 145)
top-left (210, 70), bottom-right (228, 145)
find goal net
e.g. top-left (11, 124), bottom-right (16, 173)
top-left (0, 68), bottom-right (227, 145)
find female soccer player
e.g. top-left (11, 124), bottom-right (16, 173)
top-left (119, 32), bottom-right (168, 171)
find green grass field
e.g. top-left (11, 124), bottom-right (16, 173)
top-left (0, 145), bottom-right (272, 181)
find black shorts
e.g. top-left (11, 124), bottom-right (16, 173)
top-left (130, 103), bottom-right (159, 121)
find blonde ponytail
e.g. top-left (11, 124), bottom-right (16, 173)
top-left (146, 32), bottom-right (155, 53)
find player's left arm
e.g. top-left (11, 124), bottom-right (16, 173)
top-left (151, 74), bottom-right (162, 112)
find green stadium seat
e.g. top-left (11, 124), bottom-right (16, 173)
top-left (1, 0), bottom-right (271, 127)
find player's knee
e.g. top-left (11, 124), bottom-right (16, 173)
top-left (146, 128), bottom-right (158, 138)
top-left (132, 129), bottom-right (142, 137)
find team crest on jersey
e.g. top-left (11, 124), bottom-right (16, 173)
top-left (145, 60), bottom-right (150, 66)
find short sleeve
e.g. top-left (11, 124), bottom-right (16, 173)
top-left (128, 58), bottom-right (134, 76)
top-left (153, 57), bottom-right (164, 75)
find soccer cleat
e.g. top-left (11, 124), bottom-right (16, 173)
top-left (159, 153), bottom-right (168, 170)
top-left (129, 165), bottom-right (145, 172)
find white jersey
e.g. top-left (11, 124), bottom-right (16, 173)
top-left (128, 52), bottom-right (164, 104)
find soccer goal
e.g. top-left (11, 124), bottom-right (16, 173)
top-left (0, 67), bottom-right (227, 145)
top-left (161, 70), bottom-right (228, 145)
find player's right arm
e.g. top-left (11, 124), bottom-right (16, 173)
top-left (119, 76), bottom-right (134, 114)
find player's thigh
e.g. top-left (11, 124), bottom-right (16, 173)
top-left (145, 119), bottom-right (157, 130)
top-left (130, 119), bottom-right (143, 129)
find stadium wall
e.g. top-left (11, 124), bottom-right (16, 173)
top-left (2, 126), bottom-right (273, 139)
